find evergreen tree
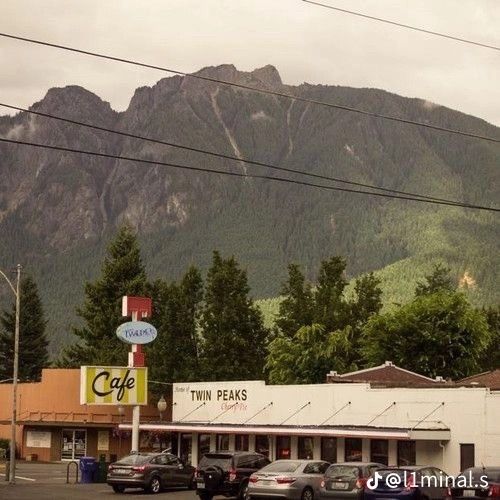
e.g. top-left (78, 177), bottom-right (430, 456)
top-left (0, 275), bottom-right (49, 381)
top-left (59, 225), bottom-right (147, 366)
top-left (275, 264), bottom-right (314, 338)
top-left (199, 251), bottom-right (269, 380)
top-left (313, 256), bottom-right (349, 331)
top-left (479, 305), bottom-right (500, 370)
top-left (415, 264), bottom-right (455, 297)
top-left (147, 267), bottom-right (203, 386)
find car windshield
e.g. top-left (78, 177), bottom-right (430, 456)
top-left (260, 461), bottom-right (301, 473)
top-left (376, 470), bottom-right (411, 486)
top-left (199, 454), bottom-right (233, 470)
top-left (326, 465), bottom-right (360, 479)
top-left (116, 454), bottom-right (152, 465)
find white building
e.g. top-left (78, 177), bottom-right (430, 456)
top-left (127, 364), bottom-right (500, 474)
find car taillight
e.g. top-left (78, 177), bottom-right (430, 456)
top-left (489, 484), bottom-right (500, 497)
top-left (446, 487), bottom-right (452, 497)
top-left (249, 475), bottom-right (259, 483)
top-left (229, 468), bottom-right (237, 482)
top-left (132, 465), bottom-right (146, 472)
top-left (356, 478), bottom-right (367, 489)
top-left (320, 480), bottom-right (325, 488)
top-left (405, 474), bottom-right (416, 491)
top-left (108, 465), bottom-right (114, 471)
top-left (195, 468), bottom-right (201, 478)
top-left (276, 476), bottom-right (297, 484)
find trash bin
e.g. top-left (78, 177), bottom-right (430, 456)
top-left (96, 454), bottom-right (108, 483)
top-left (79, 456), bottom-right (97, 483)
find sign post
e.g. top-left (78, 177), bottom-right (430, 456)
top-left (121, 296), bottom-right (153, 453)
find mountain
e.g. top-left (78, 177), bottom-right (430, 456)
top-left (0, 64), bottom-right (499, 356)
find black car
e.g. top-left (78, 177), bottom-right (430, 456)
top-left (320, 462), bottom-right (385, 499)
top-left (448, 467), bottom-right (500, 499)
top-left (363, 466), bottom-right (449, 500)
top-left (107, 452), bottom-right (196, 494)
top-left (195, 451), bottom-right (270, 500)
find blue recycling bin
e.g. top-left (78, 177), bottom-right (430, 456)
top-left (79, 456), bottom-right (97, 483)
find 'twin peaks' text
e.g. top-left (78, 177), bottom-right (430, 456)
top-left (190, 389), bottom-right (248, 402)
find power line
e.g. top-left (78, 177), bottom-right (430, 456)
top-left (0, 102), bottom-right (471, 206)
top-left (1, 32), bottom-right (499, 144)
top-left (0, 136), bottom-right (498, 212)
top-left (302, 0), bottom-right (500, 52)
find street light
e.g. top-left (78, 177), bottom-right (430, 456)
top-left (0, 264), bottom-right (21, 485)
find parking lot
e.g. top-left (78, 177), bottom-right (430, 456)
top-left (0, 462), bottom-right (200, 499)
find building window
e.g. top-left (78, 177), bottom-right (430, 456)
top-left (217, 434), bottom-right (229, 451)
top-left (235, 434), bottom-right (249, 451)
top-left (370, 439), bottom-right (389, 465)
top-left (397, 440), bottom-right (416, 466)
top-left (321, 437), bottom-right (337, 463)
top-left (256, 435), bottom-right (269, 457)
top-left (198, 434), bottom-right (211, 462)
top-left (276, 436), bottom-right (291, 459)
top-left (298, 436), bottom-right (314, 459)
top-left (345, 438), bottom-right (362, 462)
top-left (180, 433), bottom-right (192, 464)
top-left (460, 444), bottom-right (475, 471)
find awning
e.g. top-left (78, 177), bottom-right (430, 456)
top-left (118, 422), bottom-right (450, 441)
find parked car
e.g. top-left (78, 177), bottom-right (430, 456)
top-left (248, 459), bottom-right (330, 500)
top-left (107, 452), bottom-right (195, 494)
top-left (320, 462), bottom-right (385, 500)
top-left (195, 451), bottom-right (270, 500)
top-left (447, 467), bottom-right (500, 499)
top-left (364, 466), bottom-right (449, 500)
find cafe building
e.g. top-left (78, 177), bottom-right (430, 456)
top-left (0, 368), bottom-right (162, 461)
top-left (121, 363), bottom-right (500, 475)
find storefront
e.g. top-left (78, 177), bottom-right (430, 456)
top-left (122, 378), bottom-right (499, 474)
top-left (0, 368), bottom-right (162, 461)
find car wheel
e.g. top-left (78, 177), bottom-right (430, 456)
top-left (198, 493), bottom-right (213, 500)
top-left (301, 487), bottom-right (314, 500)
top-left (112, 485), bottom-right (125, 493)
top-left (239, 480), bottom-right (249, 500)
top-left (147, 476), bottom-right (162, 494)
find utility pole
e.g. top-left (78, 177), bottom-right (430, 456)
top-left (9, 264), bottom-right (21, 485)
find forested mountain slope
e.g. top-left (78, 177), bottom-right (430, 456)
top-left (0, 64), bottom-right (498, 353)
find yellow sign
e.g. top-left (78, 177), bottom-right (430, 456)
top-left (80, 366), bottom-right (148, 405)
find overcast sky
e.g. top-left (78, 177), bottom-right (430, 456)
top-left (1, 0), bottom-right (499, 125)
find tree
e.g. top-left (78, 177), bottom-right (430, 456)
top-left (59, 225), bottom-right (147, 366)
top-left (415, 264), bottom-right (454, 297)
top-left (314, 256), bottom-right (349, 332)
top-left (0, 275), bottom-right (49, 381)
top-left (199, 251), bottom-right (269, 380)
top-left (361, 291), bottom-right (490, 379)
top-left (147, 267), bottom-right (203, 386)
top-left (350, 273), bottom-right (383, 326)
top-left (275, 264), bottom-right (314, 338)
top-left (479, 306), bottom-right (500, 370)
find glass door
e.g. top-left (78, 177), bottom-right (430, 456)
top-left (61, 429), bottom-right (87, 460)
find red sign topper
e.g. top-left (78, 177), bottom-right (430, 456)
top-left (122, 296), bottom-right (152, 319)
top-left (122, 296), bottom-right (153, 367)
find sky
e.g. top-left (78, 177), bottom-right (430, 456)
top-left (1, 0), bottom-right (499, 125)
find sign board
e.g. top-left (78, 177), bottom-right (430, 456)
top-left (97, 430), bottom-right (110, 451)
top-left (26, 430), bottom-right (51, 448)
top-left (116, 321), bottom-right (157, 345)
top-left (80, 366), bottom-right (148, 405)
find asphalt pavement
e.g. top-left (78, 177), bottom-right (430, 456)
top-left (0, 462), bottom-right (202, 499)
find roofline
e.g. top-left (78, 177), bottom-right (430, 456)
top-left (332, 363), bottom-right (437, 383)
top-left (458, 369), bottom-right (499, 383)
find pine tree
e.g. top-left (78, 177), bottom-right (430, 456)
top-left (147, 267), bottom-right (203, 385)
top-left (58, 225), bottom-right (147, 366)
top-left (0, 275), bottom-right (49, 381)
top-left (415, 263), bottom-right (455, 296)
top-left (313, 256), bottom-right (351, 332)
top-left (199, 251), bottom-right (269, 380)
top-left (275, 264), bottom-right (314, 338)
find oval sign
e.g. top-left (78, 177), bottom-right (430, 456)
top-left (116, 321), bottom-right (157, 345)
